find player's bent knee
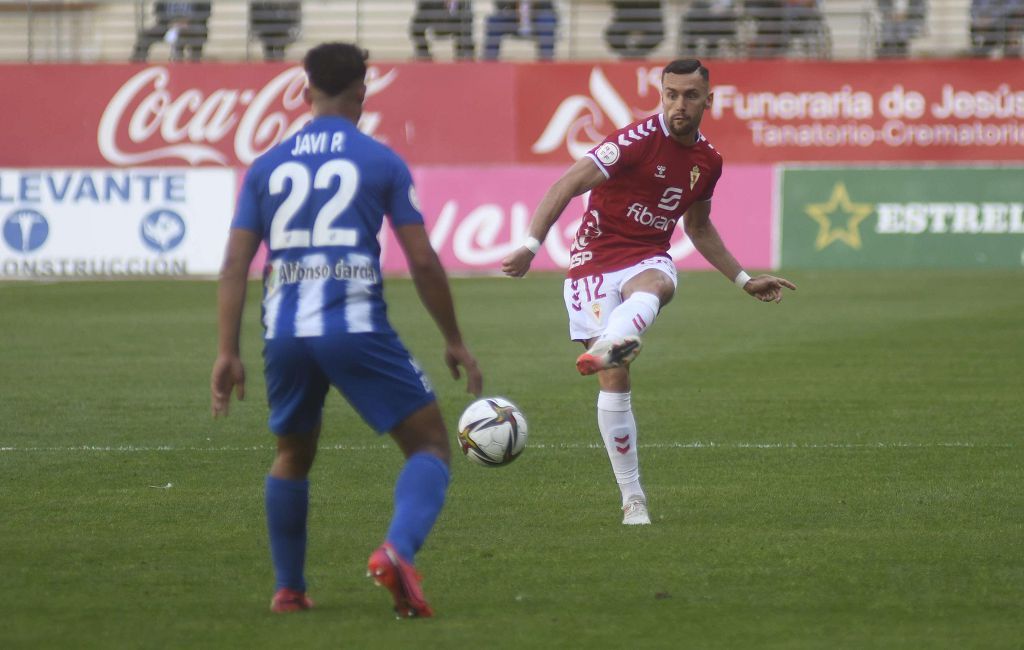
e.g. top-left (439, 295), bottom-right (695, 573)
top-left (656, 281), bottom-right (675, 306)
top-left (623, 269), bottom-right (676, 306)
top-left (390, 402), bottom-right (451, 464)
top-left (271, 428), bottom-right (320, 478)
top-left (648, 274), bottom-right (676, 305)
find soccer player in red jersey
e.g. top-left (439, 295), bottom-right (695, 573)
top-left (502, 59), bottom-right (795, 525)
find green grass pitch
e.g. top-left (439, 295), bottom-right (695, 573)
top-left (1, 269), bottom-right (1022, 649)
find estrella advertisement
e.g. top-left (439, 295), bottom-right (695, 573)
top-left (780, 166), bottom-right (1024, 268)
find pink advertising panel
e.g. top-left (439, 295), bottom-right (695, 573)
top-left (376, 164), bottom-right (773, 274)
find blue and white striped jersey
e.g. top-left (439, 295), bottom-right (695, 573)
top-left (232, 115), bottom-right (423, 339)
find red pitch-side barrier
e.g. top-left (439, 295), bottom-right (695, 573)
top-left (2, 60), bottom-right (1021, 166)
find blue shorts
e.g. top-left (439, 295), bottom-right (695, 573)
top-left (262, 332), bottom-right (436, 435)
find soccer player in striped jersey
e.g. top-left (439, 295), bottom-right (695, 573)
top-left (502, 59), bottom-right (795, 526)
top-left (211, 42), bottom-right (482, 616)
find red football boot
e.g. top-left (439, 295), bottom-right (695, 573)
top-left (270, 587), bottom-right (314, 613)
top-left (366, 542), bottom-right (433, 618)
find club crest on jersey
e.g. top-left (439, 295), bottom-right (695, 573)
top-left (690, 165), bottom-right (701, 190)
top-left (655, 165), bottom-right (666, 179)
top-left (574, 210), bottom-right (603, 250)
top-left (595, 142), bottom-right (620, 166)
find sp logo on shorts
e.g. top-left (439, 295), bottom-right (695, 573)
top-left (595, 142), bottom-right (620, 166)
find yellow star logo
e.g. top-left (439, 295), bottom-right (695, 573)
top-left (804, 182), bottom-right (874, 250)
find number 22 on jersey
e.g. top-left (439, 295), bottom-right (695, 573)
top-left (268, 160), bottom-right (360, 250)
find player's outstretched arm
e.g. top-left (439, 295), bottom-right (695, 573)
top-left (394, 223), bottom-right (483, 396)
top-left (501, 157), bottom-right (606, 278)
top-left (211, 228), bottom-right (261, 417)
top-left (683, 201), bottom-right (796, 303)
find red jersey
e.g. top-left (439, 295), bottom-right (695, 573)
top-left (567, 113), bottom-right (723, 280)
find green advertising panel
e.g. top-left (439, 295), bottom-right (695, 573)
top-left (781, 166), bottom-right (1024, 268)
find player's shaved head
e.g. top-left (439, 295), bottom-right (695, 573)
top-left (303, 42), bottom-right (368, 97)
top-left (662, 59), bottom-right (709, 84)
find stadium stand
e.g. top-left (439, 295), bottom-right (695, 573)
top-left (0, 0), bottom-right (990, 62)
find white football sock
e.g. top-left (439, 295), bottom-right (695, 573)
top-left (597, 390), bottom-right (644, 506)
top-left (600, 291), bottom-right (660, 342)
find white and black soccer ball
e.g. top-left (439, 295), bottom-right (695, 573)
top-left (457, 397), bottom-right (528, 467)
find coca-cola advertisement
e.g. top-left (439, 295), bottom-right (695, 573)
top-left (0, 63), bottom-right (513, 168)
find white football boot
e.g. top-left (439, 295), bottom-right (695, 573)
top-left (576, 336), bottom-right (643, 376)
top-left (622, 495), bottom-right (651, 526)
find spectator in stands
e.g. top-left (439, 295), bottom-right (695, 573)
top-left (781, 0), bottom-right (829, 56)
top-left (605, 1), bottom-right (665, 59)
top-left (483, 1), bottom-right (559, 61)
top-left (250, 2), bottom-right (302, 61)
top-left (749, 0), bottom-right (828, 58)
top-left (1013, 2), bottom-right (1024, 56)
top-left (679, 0), bottom-right (739, 58)
top-left (410, 1), bottom-right (475, 61)
top-left (747, 0), bottom-right (786, 56)
top-left (131, 2), bottom-right (211, 63)
top-left (970, 0), bottom-right (1023, 58)
top-left (876, 0), bottom-right (927, 58)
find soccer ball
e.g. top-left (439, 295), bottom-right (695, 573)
top-left (457, 397), bottom-right (528, 467)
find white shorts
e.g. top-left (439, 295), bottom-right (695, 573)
top-left (562, 256), bottom-right (678, 342)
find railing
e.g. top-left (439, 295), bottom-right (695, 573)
top-left (0, 0), bottom-right (997, 63)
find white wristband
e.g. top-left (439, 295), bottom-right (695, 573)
top-left (733, 270), bottom-right (751, 288)
top-left (523, 236), bottom-right (541, 254)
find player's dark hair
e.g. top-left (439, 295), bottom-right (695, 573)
top-left (303, 42), bottom-right (369, 97)
top-left (662, 59), bottom-right (709, 83)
